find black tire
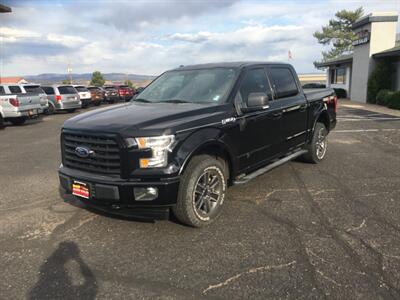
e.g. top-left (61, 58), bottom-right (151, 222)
top-left (173, 155), bottom-right (228, 227)
top-left (44, 103), bottom-right (55, 115)
top-left (0, 114), bottom-right (4, 129)
top-left (301, 122), bottom-right (328, 164)
top-left (9, 117), bottom-right (26, 126)
top-left (67, 109), bottom-right (76, 113)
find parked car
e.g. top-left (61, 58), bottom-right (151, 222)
top-left (102, 86), bottom-right (120, 103)
top-left (42, 85), bottom-right (81, 114)
top-left (73, 85), bottom-right (91, 108)
top-left (135, 87), bottom-right (145, 94)
top-left (59, 62), bottom-right (337, 227)
top-left (87, 86), bottom-right (103, 106)
top-left (302, 83), bottom-right (326, 89)
top-left (21, 84), bottom-right (49, 113)
top-left (0, 84), bottom-right (43, 126)
top-left (117, 85), bottom-right (134, 101)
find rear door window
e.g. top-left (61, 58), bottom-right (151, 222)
top-left (9, 86), bottom-right (22, 94)
top-left (268, 67), bottom-right (299, 99)
top-left (58, 86), bottom-right (77, 94)
top-left (0, 86), bottom-right (5, 95)
top-left (42, 87), bottom-right (55, 95)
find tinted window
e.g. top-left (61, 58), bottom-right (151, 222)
top-left (0, 86), bottom-right (5, 95)
top-left (58, 86), bottom-right (77, 94)
top-left (269, 68), bottom-right (298, 98)
top-left (75, 86), bottom-right (89, 92)
top-left (87, 87), bottom-right (99, 91)
top-left (9, 86), bottom-right (22, 94)
top-left (138, 68), bottom-right (238, 103)
top-left (24, 85), bottom-right (44, 93)
top-left (104, 87), bottom-right (116, 90)
top-left (42, 87), bottom-right (55, 95)
top-left (238, 68), bottom-right (271, 104)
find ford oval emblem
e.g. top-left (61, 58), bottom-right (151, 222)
top-left (75, 146), bottom-right (93, 158)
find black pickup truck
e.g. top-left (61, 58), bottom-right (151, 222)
top-left (59, 62), bottom-right (336, 227)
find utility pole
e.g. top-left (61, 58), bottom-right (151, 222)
top-left (67, 61), bottom-right (72, 84)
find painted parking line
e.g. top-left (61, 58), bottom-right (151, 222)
top-left (333, 129), bottom-right (399, 133)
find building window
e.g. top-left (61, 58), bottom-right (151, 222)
top-left (330, 67), bottom-right (346, 84)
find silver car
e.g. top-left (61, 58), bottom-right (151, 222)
top-left (42, 85), bottom-right (81, 114)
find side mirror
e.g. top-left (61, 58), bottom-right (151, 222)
top-left (242, 92), bottom-right (269, 112)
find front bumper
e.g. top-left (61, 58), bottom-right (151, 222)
top-left (59, 166), bottom-right (180, 219)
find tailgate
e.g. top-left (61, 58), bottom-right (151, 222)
top-left (17, 93), bottom-right (42, 111)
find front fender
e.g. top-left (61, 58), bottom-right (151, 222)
top-left (175, 128), bottom-right (237, 175)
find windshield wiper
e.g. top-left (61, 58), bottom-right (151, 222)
top-left (133, 98), bottom-right (151, 103)
top-left (161, 99), bottom-right (189, 103)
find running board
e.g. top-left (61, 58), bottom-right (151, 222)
top-left (233, 150), bottom-right (307, 185)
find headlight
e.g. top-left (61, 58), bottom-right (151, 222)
top-left (135, 135), bottom-right (175, 168)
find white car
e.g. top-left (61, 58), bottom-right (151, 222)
top-left (73, 85), bottom-right (91, 108)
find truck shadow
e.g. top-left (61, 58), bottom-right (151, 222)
top-left (28, 241), bottom-right (97, 300)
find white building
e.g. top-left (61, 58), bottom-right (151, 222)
top-left (316, 12), bottom-right (400, 102)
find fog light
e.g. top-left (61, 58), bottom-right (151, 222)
top-left (134, 187), bottom-right (158, 201)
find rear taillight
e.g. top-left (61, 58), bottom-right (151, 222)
top-left (9, 98), bottom-right (19, 107)
top-left (56, 95), bottom-right (62, 102)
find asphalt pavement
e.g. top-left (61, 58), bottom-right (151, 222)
top-left (1, 102), bottom-right (400, 299)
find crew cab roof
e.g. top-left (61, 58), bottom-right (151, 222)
top-left (171, 61), bottom-right (289, 71)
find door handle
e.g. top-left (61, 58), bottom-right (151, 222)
top-left (273, 111), bottom-right (283, 119)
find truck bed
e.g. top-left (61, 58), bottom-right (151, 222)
top-left (304, 88), bottom-right (335, 102)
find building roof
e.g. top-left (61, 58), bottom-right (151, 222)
top-left (373, 42), bottom-right (400, 58)
top-left (352, 12), bottom-right (398, 30)
top-left (0, 4), bottom-right (12, 13)
top-left (0, 77), bottom-right (27, 84)
top-left (314, 54), bottom-right (353, 68)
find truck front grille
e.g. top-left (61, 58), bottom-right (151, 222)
top-left (62, 133), bottom-right (121, 175)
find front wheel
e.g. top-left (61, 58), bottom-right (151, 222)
top-left (173, 155), bottom-right (227, 227)
top-left (301, 122), bottom-right (328, 163)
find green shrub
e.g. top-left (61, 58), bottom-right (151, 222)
top-left (384, 91), bottom-right (400, 110)
top-left (376, 89), bottom-right (392, 105)
top-left (333, 88), bottom-right (347, 98)
top-left (367, 59), bottom-right (393, 103)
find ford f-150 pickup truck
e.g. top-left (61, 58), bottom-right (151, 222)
top-left (59, 62), bottom-right (337, 227)
top-left (0, 84), bottom-right (43, 127)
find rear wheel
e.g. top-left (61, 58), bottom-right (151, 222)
top-left (44, 102), bottom-right (55, 115)
top-left (173, 155), bottom-right (227, 227)
top-left (9, 117), bottom-right (26, 126)
top-left (0, 114), bottom-right (4, 129)
top-left (301, 122), bottom-right (328, 163)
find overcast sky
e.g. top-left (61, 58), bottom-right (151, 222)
top-left (1, 0), bottom-right (399, 76)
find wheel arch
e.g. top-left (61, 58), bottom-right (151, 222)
top-left (178, 136), bottom-right (236, 183)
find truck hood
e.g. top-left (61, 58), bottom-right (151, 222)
top-left (63, 102), bottom-right (233, 136)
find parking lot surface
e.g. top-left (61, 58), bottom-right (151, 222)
top-left (1, 103), bottom-right (400, 299)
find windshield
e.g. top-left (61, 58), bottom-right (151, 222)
top-left (137, 68), bottom-right (238, 104)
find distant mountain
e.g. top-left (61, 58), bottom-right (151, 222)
top-left (24, 73), bottom-right (156, 84)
